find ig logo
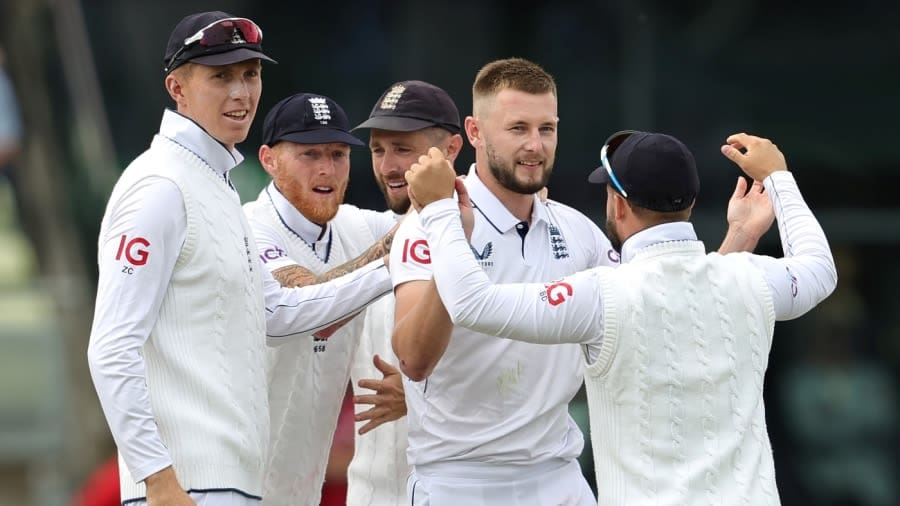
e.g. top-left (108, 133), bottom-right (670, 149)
top-left (541, 280), bottom-right (573, 306)
top-left (115, 234), bottom-right (150, 274)
top-left (401, 239), bottom-right (431, 264)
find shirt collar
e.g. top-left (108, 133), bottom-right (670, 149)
top-left (266, 181), bottom-right (330, 244)
top-left (620, 222), bottom-right (698, 263)
top-left (158, 108), bottom-right (244, 177)
top-left (464, 163), bottom-right (549, 232)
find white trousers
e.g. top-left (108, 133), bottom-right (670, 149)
top-left (407, 459), bottom-right (595, 506)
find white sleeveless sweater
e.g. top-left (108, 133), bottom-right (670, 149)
top-left (113, 136), bottom-right (268, 501)
top-left (249, 201), bottom-right (376, 506)
top-left (586, 240), bottom-right (779, 505)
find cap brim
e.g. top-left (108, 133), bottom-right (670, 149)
top-left (587, 166), bottom-right (610, 184)
top-left (274, 129), bottom-right (365, 146)
top-left (190, 47), bottom-right (277, 66)
top-left (352, 116), bottom-right (439, 133)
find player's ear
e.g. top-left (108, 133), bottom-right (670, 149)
top-left (165, 74), bottom-right (183, 104)
top-left (259, 144), bottom-right (278, 178)
top-left (445, 134), bottom-right (464, 162)
top-left (464, 116), bottom-right (481, 149)
top-left (612, 191), bottom-right (629, 220)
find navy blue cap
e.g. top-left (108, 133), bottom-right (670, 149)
top-left (352, 80), bottom-right (461, 134)
top-left (163, 11), bottom-right (276, 74)
top-left (588, 130), bottom-right (700, 212)
top-left (262, 93), bottom-right (364, 146)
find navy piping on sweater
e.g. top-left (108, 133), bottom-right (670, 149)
top-left (121, 487), bottom-right (262, 505)
top-left (265, 286), bottom-right (392, 337)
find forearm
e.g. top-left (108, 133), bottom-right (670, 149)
top-left (272, 230), bottom-right (394, 287)
top-left (718, 224), bottom-right (762, 254)
top-left (392, 279), bottom-right (454, 381)
top-left (264, 261), bottom-right (392, 344)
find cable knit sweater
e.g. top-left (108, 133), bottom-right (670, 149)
top-left (244, 200), bottom-right (377, 506)
top-left (347, 293), bottom-right (409, 506)
top-left (112, 136), bottom-right (268, 501)
top-left (588, 240), bottom-right (778, 505)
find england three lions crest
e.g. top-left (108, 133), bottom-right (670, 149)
top-left (548, 224), bottom-right (569, 259)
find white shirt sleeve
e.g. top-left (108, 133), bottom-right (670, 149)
top-left (746, 171), bottom-right (837, 321)
top-left (389, 209), bottom-right (434, 287)
top-left (244, 208), bottom-right (394, 345)
top-left (87, 176), bottom-right (184, 482)
top-left (262, 261), bottom-right (393, 345)
top-left (420, 199), bottom-right (605, 346)
top-left (249, 213), bottom-right (295, 271)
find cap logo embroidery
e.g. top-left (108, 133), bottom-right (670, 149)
top-left (380, 84), bottom-right (406, 110)
top-left (309, 97), bottom-right (332, 125)
top-left (229, 27), bottom-right (247, 44)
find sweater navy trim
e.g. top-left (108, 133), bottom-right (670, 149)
top-left (121, 487), bottom-right (262, 505)
top-left (265, 287), bottom-right (392, 337)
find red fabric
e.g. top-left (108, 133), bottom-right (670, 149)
top-left (71, 455), bottom-right (120, 506)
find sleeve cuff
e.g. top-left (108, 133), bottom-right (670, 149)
top-left (763, 169), bottom-right (796, 191)
top-left (419, 198), bottom-right (459, 225)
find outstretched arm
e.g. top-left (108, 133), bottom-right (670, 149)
top-left (401, 147), bottom-right (604, 347)
top-left (247, 207), bottom-right (400, 344)
top-left (270, 228), bottom-right (395, 338)
top-left (271, 225), bottom-right (395, 287)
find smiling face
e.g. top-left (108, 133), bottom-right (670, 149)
top-left (166, 59), bottom-right (262, 150)
top-left (368, 127), bottom-right (457, 214)
top-left (261, 141), bottom-right (351, 224)
top-left (472, 88), bottom-right (557, 195)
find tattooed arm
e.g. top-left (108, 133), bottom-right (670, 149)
top-left (270, 228), bottom-right (396, 339)
top-left (271, 227), bottom-right (395, 288)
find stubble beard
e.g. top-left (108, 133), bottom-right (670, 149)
top-left (606, 216), bottom-right (623, 253)
top-left (485, 143), bottom-right (552, 195)
top-left (376, 177), bottom-right (411, 214)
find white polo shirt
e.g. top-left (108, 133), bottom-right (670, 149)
top-left (390, 164), bottom-right (617, 467)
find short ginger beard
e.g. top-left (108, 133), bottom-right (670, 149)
top-left (485, 141), bottom-right (552, 195)
top-left (274, 171), bottom-right (347, 225)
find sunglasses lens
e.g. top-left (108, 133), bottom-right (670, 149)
top-left (199, 18), bottom-right (262, 46)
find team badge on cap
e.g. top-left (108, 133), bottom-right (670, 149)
top-left (309, 97), bottom-right (332, 125)
top-left (379, 84), bottom-right (406, 110)
top-left (353, 80), bottom-right (461, 134)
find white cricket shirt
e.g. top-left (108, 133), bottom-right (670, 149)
top-left (390, 165), bottom-right (617, 467)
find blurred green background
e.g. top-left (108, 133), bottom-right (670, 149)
top-left (0, 0), bottom-right (897, 504)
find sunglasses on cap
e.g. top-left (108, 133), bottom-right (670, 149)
top-left (600, 136), bottom-right (630, 198)
top-left (164, 17), bottom-right (263, 73)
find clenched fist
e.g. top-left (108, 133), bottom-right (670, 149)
top-left (405, 147), bottom-right (457, 210)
